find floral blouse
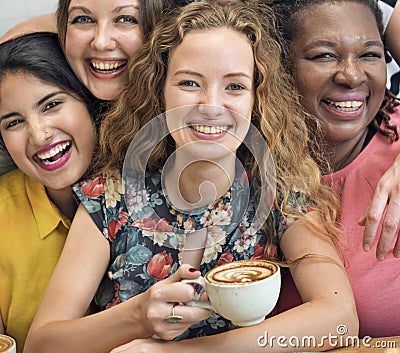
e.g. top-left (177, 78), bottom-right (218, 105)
top-left (73, 169), bottom-right (310, 339)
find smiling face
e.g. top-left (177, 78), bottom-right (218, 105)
top-left (0, 73), bottom-right (96, 189)
top-left (290, 2), bottom-right (386, 147)
top-left (65, 0), bottom-right (143, 101)
top-left (163, 28), bottom-right (254, 162)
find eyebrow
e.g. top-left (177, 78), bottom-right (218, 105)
top-left (0, 91), bottom-right (64, 122)
top-left (0, 111), bottom-right (19, 122)
top-left (304, 39), bottom-right (384, 51)
top-left (68, 4), bottom-right (139, 16)
top-left (174, 70), bottom-right (252, 80)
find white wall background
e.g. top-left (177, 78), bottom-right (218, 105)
top-left (0, 0), bottom-right (58, 37)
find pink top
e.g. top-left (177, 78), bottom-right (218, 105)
top-left (277, 107), bottom-right (400, 337)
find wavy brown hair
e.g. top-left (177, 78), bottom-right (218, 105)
top-left (91, 1), bottom-right (343, 258)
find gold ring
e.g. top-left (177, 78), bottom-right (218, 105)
top-left (164, 304), bottom-right (183, 323)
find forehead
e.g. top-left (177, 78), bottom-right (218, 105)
top-left (294, 2), bottom-right (379, 40)
top-left (68, 0), bottom-right (140, 9)
top-left (171, 28), bottom-right (252, 61)
top-left (167, 28), bottom-right (254, 78)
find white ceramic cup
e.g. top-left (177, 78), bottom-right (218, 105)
top-left (0, 335), bottom-right (16, 353)
top-left (182, 259), bottom-right (280, 327)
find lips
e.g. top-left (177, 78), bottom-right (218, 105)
top-left (33, 141), bottom-right (72, 170)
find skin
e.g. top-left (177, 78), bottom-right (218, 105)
top-left (25, 28), bottom-right (358, 353)
top-left (164, 28), bottom-right (253, 210)
top-left (361, 0), bottom-right (400, 259)
top-left (291, 3), bottom-right (386, 169)
top-left (0, 0), bottom-right (144, 101)
top-left (290, 3), bottom-right (392, 261)
top-left (65, 0), bottom-right (143, 101)
top-left (0, 14), bottom-right (56, 44)
top-left (0, 72), bottom-right (96, 218)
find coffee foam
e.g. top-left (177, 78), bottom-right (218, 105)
top-left (0, 335), bottom-right (15, 353)
top-left (206, 261), bottom-right (277, 284)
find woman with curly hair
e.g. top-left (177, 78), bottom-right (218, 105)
top-left (25, 2), bottom-right (358, 352)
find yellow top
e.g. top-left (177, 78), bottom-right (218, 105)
top-left (0, 169), bottom-right (70, 353)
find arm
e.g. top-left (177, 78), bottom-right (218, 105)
top-left (110, 212), bottom-right (359, 353)
top-left (0, 14), bottom-right (56, 44)
top-left (360, 151), bottom-right (400, 260)
top-left (385, 1), bottom-right (400, 66)
top-left (24, 204), bottom-right (210, 353)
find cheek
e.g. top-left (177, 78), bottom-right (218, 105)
top-left (3, 134), bottom-right (25, 161)
top-left (123, 33), bottom-right (144, 57)
top-left (65, 31), bottom-right (87, 62)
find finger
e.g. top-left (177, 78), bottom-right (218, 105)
top-left (149, 280), bottom-right (198, 305)
top-left (375, 201), bottom-right (400, 260)
top-left (156, 304), bottom-right (212, 341)
top-left (361, 198), bottom-right (387, 252)
top-left (375, 218), bottom-right (398, 261)
top-left (170, 303), bottom-right (212, 323)
top-left (163, 264), bottom-right (201, 284)
top-left (393, 231), bottom-right (400, 258)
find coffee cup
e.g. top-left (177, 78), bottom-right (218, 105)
top-left (0, 335), bottom-right (16, 353)
top-left (182, 259), bottom-right (280, 327)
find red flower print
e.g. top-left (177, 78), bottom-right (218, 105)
top-left (81, 176), bottom-right (105, 197)
top-left (155, 218), bottom-right (173, 232)
top-left (132, 217), bottom-right (172, 232)
top-left (251, 244), bottom-right (265, 260)
top-left (147, 251), bottom-right (173, 280)
top-left (217, 252), bottom-right (234, 266)
top-left (108, 213), bottom-right (129, 241)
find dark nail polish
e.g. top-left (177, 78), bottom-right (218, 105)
top-left (189, 267), bottom-right (198, 272)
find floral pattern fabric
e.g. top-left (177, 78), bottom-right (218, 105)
top-left (73, 169), bottom-right (310, 339)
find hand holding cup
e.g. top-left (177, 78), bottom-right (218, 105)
top-left (182, 259), bottom-right (280, 327)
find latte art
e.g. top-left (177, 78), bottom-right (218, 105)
top-left (207, 264), bottom-right (276, 284)
top-left (0, 335), bottom-right (15, 353)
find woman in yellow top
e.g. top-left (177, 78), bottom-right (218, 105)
top-left (0, 31), bottom-right (102, 352)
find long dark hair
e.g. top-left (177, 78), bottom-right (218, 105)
top-left (0, 31), bottom-right (103, 150)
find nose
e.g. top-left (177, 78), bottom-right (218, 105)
top-left (91, 23), bottom-right (117, 51)
top-left (333, 59), bottom-right (367, 88)
top-left (28, 121), bottom-right (52, 146)
top-left (198, 89), bottom-right (225, 118)
top-left (198, 104), bottom-right (225, 118)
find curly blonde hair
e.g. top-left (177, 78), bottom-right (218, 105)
top-left (91, 1), bottom-right (343, 257)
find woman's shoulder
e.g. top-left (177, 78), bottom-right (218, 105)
top-left (73, 170), bottom-right (124, 214)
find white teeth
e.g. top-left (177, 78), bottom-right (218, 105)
top-left (191, 125), bottom-right (228, 134)
top-left (91, 61), bottom-right (124, 71)
top-left (36, 142), bottom-right (70, 161)
top-left (326, 100), bottom-right (363, 110)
